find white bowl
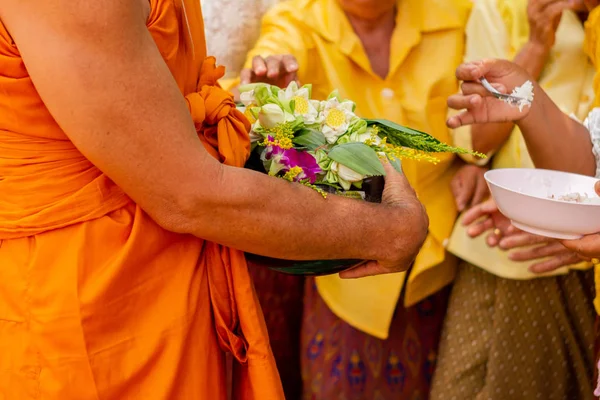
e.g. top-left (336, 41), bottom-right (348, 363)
top-left (485, 168), bottom-right (600, 240)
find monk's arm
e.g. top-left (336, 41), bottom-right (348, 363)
top-left (0, 0), bottom-right (426, 262)
top-left (516, 82), bottom-right (595, 175)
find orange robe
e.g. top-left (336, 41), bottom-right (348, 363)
top-left (0, 0), bottom-right (283, 399)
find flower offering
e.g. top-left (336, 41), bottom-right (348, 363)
top-left (240, 81), bottom-right (483, 196)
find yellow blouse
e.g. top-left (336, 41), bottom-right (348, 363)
top-left (238, 0), bottom-right (471, 339)
top-left (448, 0), bottom-right (594, 280)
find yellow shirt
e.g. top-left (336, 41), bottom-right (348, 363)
top-left (448, 0), bottom-right (594, 279)
top-left (239, 0), bottom-right (471, 339)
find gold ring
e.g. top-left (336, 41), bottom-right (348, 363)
top-left (493, 228), bottom-right (502, 237)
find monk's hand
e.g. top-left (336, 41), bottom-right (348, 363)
top-left (240, 55), bottom-right (299, 88)
top-left (447, 59), bottom-right (533, 129)
top-left (527, 0), bottom-right (570, 53)
top-left (451, 164), bottom-right (489, 212)
top-left (339, 163), bottom-right (428, 279)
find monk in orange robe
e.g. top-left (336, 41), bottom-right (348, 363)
top-left (0, 0), bottom-right (430, 398)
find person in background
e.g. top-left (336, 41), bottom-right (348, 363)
top-left (201, 0), bottom-right (281, 87)
top-left (0, 0), bottom-right (430, 398)
top-left (201, 1), bottom-right (304, 398)
top-left (233, 0), bottom-right (471, 398)
top-left (446, 5), bottom-right (600, 399)
top-left (431, 1), bottom-right (597, 398)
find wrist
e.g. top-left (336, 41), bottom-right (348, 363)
top-left (524, 40), bottom-right (551, 57)
top-left (519, 41), bottom-right (551, 77)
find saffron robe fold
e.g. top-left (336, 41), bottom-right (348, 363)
top-left (0, 0), bottom-right (283, 398)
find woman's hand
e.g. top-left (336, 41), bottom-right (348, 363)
top-left (569, 0), bottom-right (600, 11)
top-left (527, 0), bottom-right (570, 52)
top-left (239, 55), bottom-right (299, 88)
top-left (462, 198), bottom-right (582, 273)
top-left (495, 233), bottom-right (583, 274)
top-left (451, 165), bottom-right (490, 212)
top-left (447, 59), bottom-right (534, 129)
top-left (462, 198), bottom-right (515, 246)
top-left (560, 181), bottom-right (600, 259)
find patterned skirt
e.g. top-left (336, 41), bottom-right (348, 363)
top-left (595, 317), bottom-right (600, 399)
top-left (431, 262), bottom-right (596, 400)
top-left (301, 278), bottom-right (451, 400)
top-left (247, 265), bottom-right (305, 400)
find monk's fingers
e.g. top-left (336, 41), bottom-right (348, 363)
top-left (251, 56), bottom-right (268, 76)
top-left (509, 241), bottom-right (566, 261)
top-left (560, 233), bottom-right (600, 258)
top-left (265, 56), bottom-right (283, 79)
top-left (498, 232), bottom-right (550, 250)
top-left (339, 261), bottom-right (388, 279)
top-left (528, 251), bottom-right (581, 274)
top-left (281, 55), bottom-right (299, 73)
top-left (595, 180), bottom-right (600, 196)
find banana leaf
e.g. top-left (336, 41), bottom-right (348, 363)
top-left (293, 128), bottom-right (327, 151)
top-left (328, 142), bottom-right (386, 176)
top-left (366, 119), bottom-right (485, 157)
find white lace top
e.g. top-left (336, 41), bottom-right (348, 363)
top-left (200, 0), bottom-right (281, 79)
top-left (585, 108), bottom-right (600, 178)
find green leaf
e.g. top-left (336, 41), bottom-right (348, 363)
top-left (238, 83), bottom-right (263, 93)
top-left (366, 119), bottom-right (485, 158)
top-left (328, 142), bottom-right (386, 176)
top-left (327, 89), bottom-right (341, 101)
top-left (386, 155), bottom-right (403, 173)
top-left (293, 129), bottom-right (327, 150)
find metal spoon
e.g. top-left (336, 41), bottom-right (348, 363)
top-left (479, 77), bottom-right (526, 107)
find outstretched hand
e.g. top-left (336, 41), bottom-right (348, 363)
top-left (447, 59), bottom-right (533, 129)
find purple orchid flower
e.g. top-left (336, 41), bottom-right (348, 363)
top-left (282, 148), bottom-right (322, 184)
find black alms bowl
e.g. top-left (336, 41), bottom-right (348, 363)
top-left (244, 151), bottom-right (384, 276)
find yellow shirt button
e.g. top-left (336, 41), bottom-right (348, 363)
top-left (381, 88), bottom-right (395, 99)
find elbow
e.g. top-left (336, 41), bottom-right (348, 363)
top-left (148, 165), bottom-right (226, 236)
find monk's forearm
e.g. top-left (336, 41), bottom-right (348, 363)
top-left (517, 84), bottom-right (595, 175)
top-left (175, 165), bottom-right (423, 261)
